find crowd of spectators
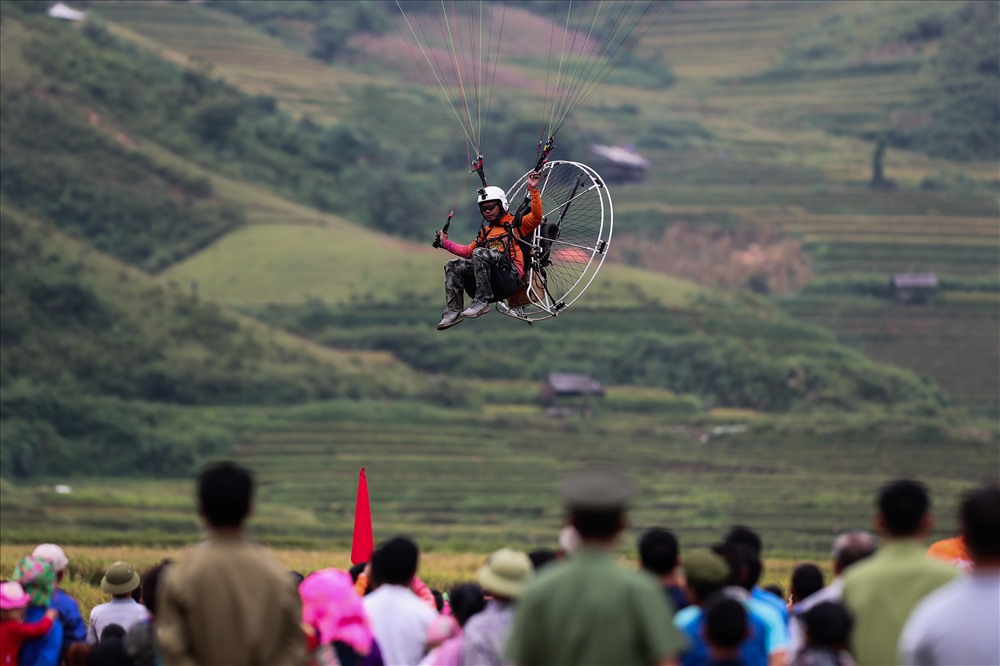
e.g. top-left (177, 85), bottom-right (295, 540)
top-left (3, 461), bottom-right (997, 666)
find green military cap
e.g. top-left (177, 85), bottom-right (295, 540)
top-left (683, 549), bottom-right (730, 586)
top-left (560, 462), bottom-right (636, 510)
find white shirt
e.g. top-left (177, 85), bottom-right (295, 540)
top-left (363, 584), bottom-right (437, 666)
top-left (898, 571), bottom-right (999, 666)
top-left (788, 577), bottom-right (845, 659)
top-left (87, 598), bottom-right (150, 644)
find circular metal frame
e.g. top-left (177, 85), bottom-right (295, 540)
top-left (497, 160), bottom-right (613, 323)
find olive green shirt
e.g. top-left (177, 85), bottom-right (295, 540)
top-left (506, 547), bottom-right (686, 666)
top-left (842, 540), bottom-right (958, 666)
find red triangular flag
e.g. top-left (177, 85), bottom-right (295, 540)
top-left (351, 467), bottom-right (374, 565)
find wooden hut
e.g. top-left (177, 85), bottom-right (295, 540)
top-left (539, 373), bottom-right (605, 417)
top-left (890, 273), bottom-right (938, 305)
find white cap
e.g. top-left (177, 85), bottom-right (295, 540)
top-left (32, 544), bottom-right (69, 572)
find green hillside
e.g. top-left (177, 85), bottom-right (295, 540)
top-left (90, 0), bottom-right (998, 412)
top-left (1, 0), bottom-right (997, 561)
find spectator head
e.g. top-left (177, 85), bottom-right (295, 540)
top-left (638, 528), bottom-right (680, 577)
top-left (831, 531), bottom-right (878, 575)
top-left (288, 571), bottom-right (305, 588)
top-left (961, 484), bottom-right (1000, 565)
top-left (704, 595), bottom-right (749, 655)
top-left (101, 561), bottom-right (141, 598)
top-left (448, 583), bottom-right (486, 627)
top-left (32, 544), bottom-right (69, 583)
top-left (802, 602), bottom-right (853, 649)
top-left (528, 549), bottom-right (558, 571)
top-left (0, 581), bottom-right (30, 620)
top-left (713, 542), bottom-right (761, 591)
top-left (562, 463), bottom-right (635, 542)
top-left (140, 560), bottom-right (171, 615)
top-left (299, 569), bottom-right (374, 656)
top-left (89, 624), bottom-right (133, 666)
top-left (64, 643), bottom-right (91, 666)
top-left (99, 623), bottom-right (127, 642)
top-left (683, 549), bottom-right (730, 605)
top-left (877, 479), bottom-right (931, 538)
top-left (348, 562), bottom-right (367, 583)
top-left (370, 537), bottom-right (420, 586)
top-left (558, 526), bottom-right (581, 557)
top-left (197, 461), bottom-right (254, 529)
top-left (11, 556), bottom-right (55, 607)
top-left (431, 589), bottom-right (445, 613)
top-left (477, 548), bottom-right (533, 601)
top-left (724, 525), bottom-right (763, 556)
top-left (763, 583), bottom-right (784, 600)
top-left (789, 563), bottom-right (825, 604)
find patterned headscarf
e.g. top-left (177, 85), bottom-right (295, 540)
top-left (12, 556), bottom-right (55, 607)
top-left (299, 569), bottom-right (375, 656)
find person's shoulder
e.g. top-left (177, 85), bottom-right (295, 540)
top-left (841, 551), bottom-right (884, 588)
top-left (674, 604), bottom-right (701, 630)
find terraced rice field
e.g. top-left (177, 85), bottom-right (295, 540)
top-left (785, 298), bottom-right (1000, 411)
top-left (11, 413), bottom-right (992, 559)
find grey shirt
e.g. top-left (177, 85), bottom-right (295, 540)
top-left (87, 598), bottom-right (150, 644)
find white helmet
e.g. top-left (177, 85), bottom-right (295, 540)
top-left (477, 186), bottom-right (508, 213)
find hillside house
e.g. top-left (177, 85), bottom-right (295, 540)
top-left (47, 3), bottom-right (87, 21)
top-left (589, 144), bottom-right (651, 184)
top-left (539, 372), bottom-right (605, 417)
top-left (890, 273), bottom-right (938, 305)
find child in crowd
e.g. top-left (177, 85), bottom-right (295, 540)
top-left (792, 602), bottom-right (855, 666)
top-left (0, 581), bottom-right (59, 666)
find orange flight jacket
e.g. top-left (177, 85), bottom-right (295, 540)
top-left (444, 186), bottom-right (543, 277)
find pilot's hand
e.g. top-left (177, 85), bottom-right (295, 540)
top-left (527, 171), bottom-right (541, 189)
top-left (438, 230), bottom-right (449, 243)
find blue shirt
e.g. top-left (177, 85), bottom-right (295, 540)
top-left (50, 589), bottom-right (87, 656)
top-left (674, 603), bottom-right (769, 666)
top-left (752, 586), bottom-right (789, 624)
top-left (18, 606), bottom-right (63, 666)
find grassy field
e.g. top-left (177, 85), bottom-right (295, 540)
top-left (3, 408), bottom-right (996, 560)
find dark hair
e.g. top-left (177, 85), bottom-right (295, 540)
top-left (833, 532), bottom-right (877, 572)
top-left (570, 508), bottom-right (624, 540)
top-left (197, 461), bottom-right (253, 528)
top-left (803, 602), bottom-right (853, 647)
top-left (448, 583), bottom-right (486, 627)
top-left (348, 562), bottom-right (367, 583)
top-left (528, 549), bottom-right (558, 571)
top-left (638, 528), bottom-right (680, 575)
top-left (962, 485), bottom-right (1000, 560)
top-left (141, 560), bottom-right (171, 614)
top-left (431, 589), bottom-right (445, 613)
top-left (99, 623), bottom-right (126, 643)
top-left (713, 543), bottom-right (760, 590)
top-left (724, 526), bottom-right (763, 555)
top-left (763, 583), bottom-right (784, 599)
top-left (878, 479), bottom-right (930, 536)
top-left (288, 570), bottom-right (305, 588)
top-left (704, 595), bottom-right (748, 649)
top-left (370, 537), bottom-right (420, 586)
top-left (790, 563), bottom-right (824, 602)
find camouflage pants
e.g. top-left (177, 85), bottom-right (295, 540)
top-left (444, 247), bottom-right (521, 311)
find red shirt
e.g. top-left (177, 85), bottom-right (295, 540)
top-left (1, 616), bottom-right (54, 666)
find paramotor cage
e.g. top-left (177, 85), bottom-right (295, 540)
top-left (498, 160), bottom-right (613, 323)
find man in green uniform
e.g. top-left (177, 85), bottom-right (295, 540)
top-left (505, 463), bottom-right (686, 666)
top-left (841, 479), bottom-right (958, 666)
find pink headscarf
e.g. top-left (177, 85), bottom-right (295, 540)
top-left (299, 569), bottom-right (375, 656)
